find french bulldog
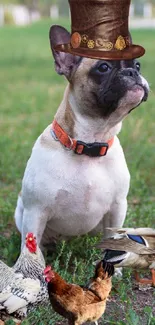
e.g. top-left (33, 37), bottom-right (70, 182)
top-left (14, 26), bottom-right (149, 249)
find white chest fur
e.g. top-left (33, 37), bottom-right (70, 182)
top-left (21, 126), bottom-right (130, 241)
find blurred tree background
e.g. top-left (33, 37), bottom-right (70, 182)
top-left (0, 0), bottom-right (154, 17)
top-left (1, 0), bottom-right (69, 16)
top-left (132, 0), bottom-right (155, 16)
top-left (0, 0), bottom-right (155, 27)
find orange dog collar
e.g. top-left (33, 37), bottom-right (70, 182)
top-left (51, 120), bottom-right (114, 157)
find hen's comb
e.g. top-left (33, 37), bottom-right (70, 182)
top-left (44, 265), bottom-right (52, 275)
top-left (26, 232), bottom-right (35, 240)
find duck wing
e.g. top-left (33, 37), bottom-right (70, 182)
top-left (96, 235), bottom-right (155, 255)
top-left (107, 227), bottom-right (155, 236)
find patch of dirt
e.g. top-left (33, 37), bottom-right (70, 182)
top-left (0, 224), bottom-right (17, 238)
top-left (103, 283), bottom-right (155, 324)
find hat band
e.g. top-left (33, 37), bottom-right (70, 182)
top-left (70, 32), bottom-right (131, 51)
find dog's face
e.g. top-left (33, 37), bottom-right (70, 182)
top-left (49, 26), bottom-right (149, 124)
top-left (71, 57), bottom-right (149, 121)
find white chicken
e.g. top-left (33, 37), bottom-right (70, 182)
top-left (0, 260), bottom-right (23, 292)
top-left (0, 233), bottom-right (48, 321)
top-left (0, 278), bottom-right (40, 315)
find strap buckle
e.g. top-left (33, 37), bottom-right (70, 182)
top-left (75, 141), bottom-right (109, 157)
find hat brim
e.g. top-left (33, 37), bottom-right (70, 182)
top-left (54, 43), bottom-right (145, 60)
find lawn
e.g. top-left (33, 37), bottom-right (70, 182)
top-left (0, 20), bottom-right (155, 324)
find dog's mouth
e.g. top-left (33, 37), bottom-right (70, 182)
top-left (93, 73), bottom-right (149, 119)
top-left (131, 83), bottom-right (148, 100)
top-left (127, 83), bottom-right (148, 113)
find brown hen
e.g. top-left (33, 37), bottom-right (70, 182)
top-left (44, 260), bottom-right (114, 325)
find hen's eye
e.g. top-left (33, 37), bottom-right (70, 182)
top-left (136, 62), bottom-right (140, 72)
top-left (98, 63), bottom-right (110, 73)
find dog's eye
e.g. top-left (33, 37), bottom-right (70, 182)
top-left (135, 62), bottom-right (140, 72)
top-left (98, 63), bottom-right (110, 73)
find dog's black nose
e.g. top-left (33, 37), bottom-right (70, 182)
top-left (121, 68), bottom-right (139, 79)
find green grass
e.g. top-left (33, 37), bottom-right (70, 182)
top-left (0, 20), bottom-right (155, 324)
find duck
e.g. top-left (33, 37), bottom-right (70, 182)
top-left (96, 228), bottom-right (155, 286)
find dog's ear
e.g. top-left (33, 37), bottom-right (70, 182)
top-left (49, 25), bottom-right (81, 81)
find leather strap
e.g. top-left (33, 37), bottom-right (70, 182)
top-left (51, 120), bottom-right (114, 157)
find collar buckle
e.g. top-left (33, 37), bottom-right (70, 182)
top-left (75, 140), bottom-right (109, 157)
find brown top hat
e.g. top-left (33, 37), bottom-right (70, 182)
top-left (54, 0), bottom-right (145, 60)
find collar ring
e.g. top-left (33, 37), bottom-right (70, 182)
top-left (64, 135), bottom-right (74, 150)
